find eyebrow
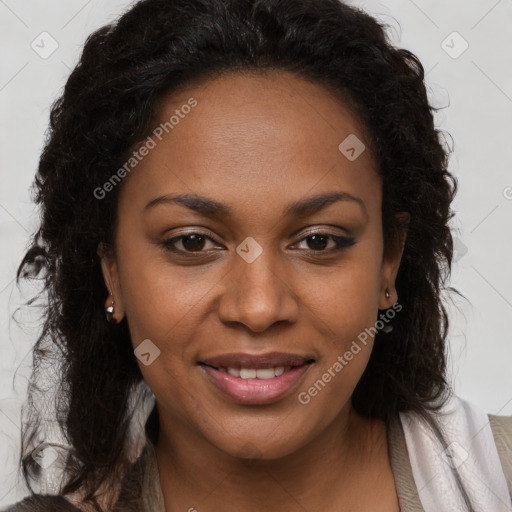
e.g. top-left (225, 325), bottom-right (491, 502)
top-left (143, 191), bottom-right (367, 219)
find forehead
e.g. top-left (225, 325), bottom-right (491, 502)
top-left (118, 70), bottom-right (381, 221)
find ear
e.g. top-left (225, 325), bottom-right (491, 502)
top-left (379, 213), bottom-right (409, 309)
top-left (97, 242), bottom-right (125, 322)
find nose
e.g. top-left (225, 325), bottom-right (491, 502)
top-left (217, 249), bottom-right (299, 333)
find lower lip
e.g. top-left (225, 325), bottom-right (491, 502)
top-left (199, 363), bottom-right (313, 405)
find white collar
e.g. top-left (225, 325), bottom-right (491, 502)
top-left (400, 394), bottom-right (512, 511)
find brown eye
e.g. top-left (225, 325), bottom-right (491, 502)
top-left (305, 234), bottom-right (329, 251)
top-left (295, 232), bottom-right (356, 253)
top-left (162, 232), bottom-right (218, 254)
top-left (181, 234), bottom-right (207, 252)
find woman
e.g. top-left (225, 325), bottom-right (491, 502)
top-left (4, 0), bottom-right (512, 511)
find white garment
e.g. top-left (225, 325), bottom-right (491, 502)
top-left (400, 395), bottom-right (512, 512)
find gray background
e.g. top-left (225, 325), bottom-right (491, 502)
top-left (1, 0), bottom-right (511, 506)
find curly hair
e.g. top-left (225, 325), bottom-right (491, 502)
top-left (16, 0), bottom-right (459, 509)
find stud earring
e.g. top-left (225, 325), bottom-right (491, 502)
top-left (105, 294), bottom-right (118, 324)
top-left (381, 288), bottom-right (394, 333)
top-left (381, 323), bottom-right (393, 333)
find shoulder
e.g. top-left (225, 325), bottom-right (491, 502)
top-left (2, 495), bottom-right (81, 512)
top-left (489, 414), bottom-right (512, 438)
top-left (489, 413), bottom-right (512, 461)
top-left (489, 414), bottom-right (512, 487)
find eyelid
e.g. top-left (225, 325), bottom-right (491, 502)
top-left (165, 228), bottom-right (219, 242)
top-left (296, 225), bottom-right (350, 238)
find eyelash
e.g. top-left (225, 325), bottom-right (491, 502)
top-left (161, 230), bottom-right (356, 256)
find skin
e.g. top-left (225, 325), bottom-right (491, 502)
top-left (98, 69), bottom-right (407, 512)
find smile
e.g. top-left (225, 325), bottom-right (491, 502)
top-left (216, 366), bottom-right (288, 379)
top-left (198, 361), bottom-right (314, 405)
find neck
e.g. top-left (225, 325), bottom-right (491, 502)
top-left (155, 405), bottom-right (396, 512)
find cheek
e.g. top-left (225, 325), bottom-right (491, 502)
top-left (301, 249), bottom-right (382, 336)
top-left (297, 281), bottom-right (378, 418)
top-left (117, 244), bottom-right (221, 347)
top-left (298, 248), bottom-right (382, 394)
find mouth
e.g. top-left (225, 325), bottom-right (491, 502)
top-left (197, 352), bottom-right (315, 405)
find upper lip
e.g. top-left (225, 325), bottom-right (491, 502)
top-left (199, 352), bottom-right (315, 369)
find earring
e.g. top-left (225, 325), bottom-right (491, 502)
top-left (381, 288), bottom-right (393, 333)
top-left (382, 323), bottom-right (393, 333)
top-left (105, 294), bottom-right (118, 324)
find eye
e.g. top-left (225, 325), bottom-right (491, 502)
top-left (294, 231), bottom-right (356, 253)
top-left (161, 232), bottom-right (220, 254)
top-left (161, 230), bottom-right (357, 256)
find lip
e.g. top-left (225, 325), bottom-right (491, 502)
top-left (199, 351), bottom-right (314, 369)
top-left (198, 355), bottom-right (314, 405)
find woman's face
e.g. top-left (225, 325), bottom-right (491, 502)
top-left (99, 70), bottom-right (405, 459)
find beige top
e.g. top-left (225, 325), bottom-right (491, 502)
top-left (5, 414), bottom-right (512, 511)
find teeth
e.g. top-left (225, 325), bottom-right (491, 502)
top-left (255, 368), bottom-right (275, 380)
top-left (224, 366), bottom-right (289, 379)
top-left (227, 367), bottom-right (240, 377)
top-left (240, 368), bottom-right (257, 379)
top-left (274, 366), bottom-right (285, 376)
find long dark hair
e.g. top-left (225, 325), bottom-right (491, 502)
top-left (15, 0), bottom-right (462, 509)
